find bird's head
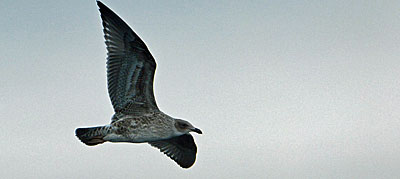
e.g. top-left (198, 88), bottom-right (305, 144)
top-left (174, 119), bottom-right (202, 135)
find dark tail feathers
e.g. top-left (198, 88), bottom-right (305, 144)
top-left (75, 126), bottom-right (108, 146)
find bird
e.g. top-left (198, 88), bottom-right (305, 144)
top-left (75, 1), bottom-right (202, 169)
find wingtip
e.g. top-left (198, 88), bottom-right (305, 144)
top-left (179, 161), bottom-right (195, 169)
top-left (96, 1), bottom-right (106, 10)
top-left (96, 0), bottom-right (116, 19)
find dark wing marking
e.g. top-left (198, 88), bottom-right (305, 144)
top-left (148, 134), bottom-right (198, 168)
top-left (97, 1), bottom-right (158, 115)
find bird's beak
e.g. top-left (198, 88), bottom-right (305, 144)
top-left (191, 128), bottom-right (202, 134)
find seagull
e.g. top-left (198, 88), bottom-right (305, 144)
top-left (75, 1), bottom-right (202, 169)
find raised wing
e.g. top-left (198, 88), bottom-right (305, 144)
top-left (97, 1), bottom-right (158, 115)
top-left (148, 134), bottom-right (198, 168)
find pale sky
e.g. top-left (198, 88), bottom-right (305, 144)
top-left (1, 0), bottom-right (400, 178)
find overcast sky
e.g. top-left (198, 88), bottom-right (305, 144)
top-left (1, 0), bottom-right (400, 178)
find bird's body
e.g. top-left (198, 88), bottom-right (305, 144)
top-left (75, 1), bottom-right (202, 168)
top-left (106, 112), bottom-right (176, 143)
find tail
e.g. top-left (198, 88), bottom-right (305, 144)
top-left (75, 126), bottom-right (110, 146)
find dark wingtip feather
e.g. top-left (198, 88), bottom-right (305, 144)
top-left (149, 134), bottom-right (197, 168)
top-left (96, 0), bottom-right (119, 19)
top-left (96, 1), bottom-right (105, 9)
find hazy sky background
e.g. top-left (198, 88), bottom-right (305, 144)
top-left (1, 0), bottom-right (400, 178)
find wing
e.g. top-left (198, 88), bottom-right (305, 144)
top-left (148, 134), bottom-right (198, 168)
top-left (97, 1), bottom-right (158, 115)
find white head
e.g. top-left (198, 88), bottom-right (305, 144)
top-left (173, 119), bottom-right (202, 135)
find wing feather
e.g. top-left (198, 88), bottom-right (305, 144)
top-left (97, 1), bottom-right (158, 115)
top-left (148, 134), bottom-right (198, 168)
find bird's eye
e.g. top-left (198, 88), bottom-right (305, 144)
top-left (181, 123), bottom-right (188, 128)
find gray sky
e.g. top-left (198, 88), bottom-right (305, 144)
top-left (1, 0), bottom-right (400, 178)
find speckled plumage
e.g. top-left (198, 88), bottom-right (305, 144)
top-left (105, 112), bottom-right (176, 143)
top-left (75, 1), bottom-right (202, 169)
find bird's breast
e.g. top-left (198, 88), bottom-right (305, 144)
top-left (108, 115), bottom-right (175, 143)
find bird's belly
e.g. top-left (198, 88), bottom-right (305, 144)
top-left (104, 128), bottom-right (173, 143)
top-left (106, 116), bottom-right (175, 143)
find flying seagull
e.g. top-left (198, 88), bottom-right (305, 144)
top-left (75, 1), bottom-right (202, 168)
